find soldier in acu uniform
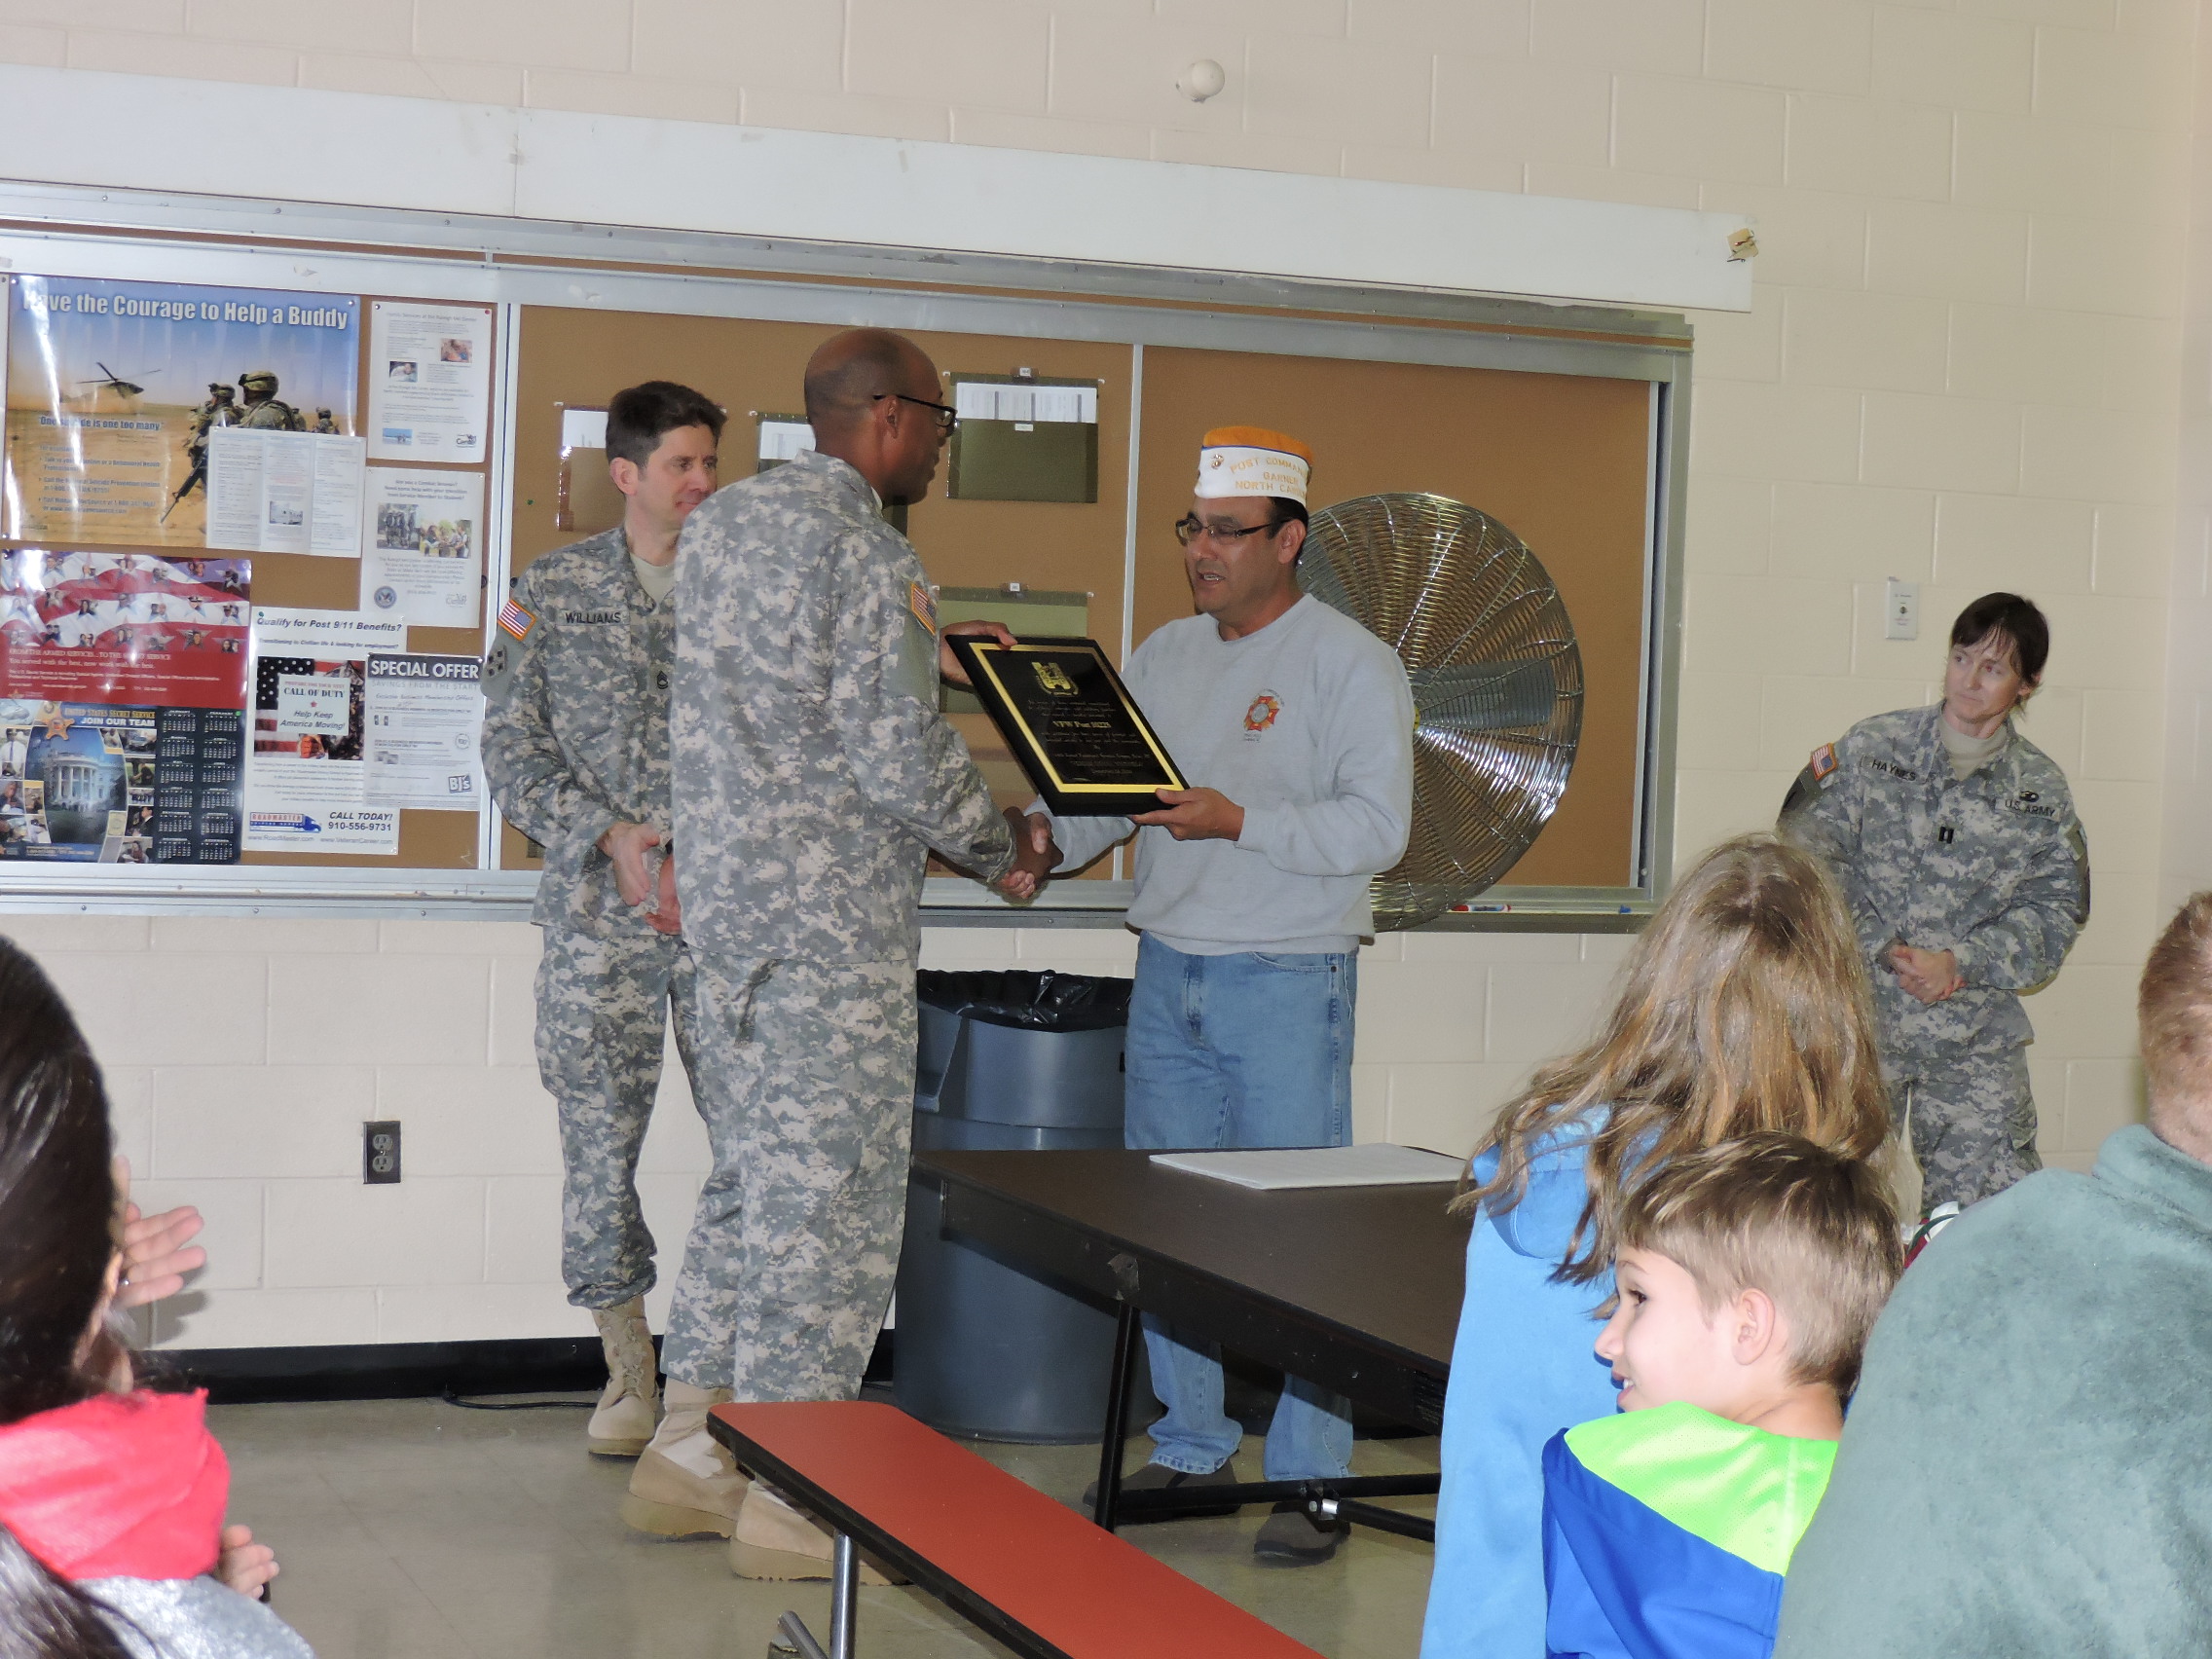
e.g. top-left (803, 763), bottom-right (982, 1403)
top-left (659, 327), bottom-right (1048, 1579)
top-left (235, 370), bottom-right (304, 430)
top-left (161, 385), bottom-right (237, 523)
top-left (1782, 593), bottom-right (2088, 1213)
top-left (480, 382), bottom-right (724, 1475)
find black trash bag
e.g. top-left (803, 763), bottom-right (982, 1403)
top-left (916, 968), bottom-right (1131, 1032)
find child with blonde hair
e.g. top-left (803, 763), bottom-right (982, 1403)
top-left (1543, 1134), bottom-right (1901, 1659)
top-left (1420, 833), bottom-right (1892, 1658)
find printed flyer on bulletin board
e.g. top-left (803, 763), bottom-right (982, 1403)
top-left (243, 608), bottom-right (405, 856)
top-left (0, 547), bottom-right (250, 864)
top-left (2, 275), bottom-right (358, 550)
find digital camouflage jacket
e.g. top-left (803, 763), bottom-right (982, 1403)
top-left (669, 450), bottom-right (1012, 965)
top-left (481, 527), bottom-right (675, 938)
top-left (1781, 702), bottom-right (2088, 1055)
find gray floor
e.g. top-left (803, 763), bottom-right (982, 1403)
top-left (214, 1394), bottom-right (1437, 1659)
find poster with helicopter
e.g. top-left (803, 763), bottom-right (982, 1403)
top-left (1, 276), bottom-right (358, 549)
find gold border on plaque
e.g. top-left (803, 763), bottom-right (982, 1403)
top-left (963, 641), bottom-right (1186, 794)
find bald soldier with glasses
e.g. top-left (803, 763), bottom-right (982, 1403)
top-left (1021, 427), bottom-right (1416, 1565)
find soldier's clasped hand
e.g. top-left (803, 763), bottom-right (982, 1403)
top-left (1889, 942), bottom-right (1963, 1005)
top-left (598, 821), bottom-right (667, 911)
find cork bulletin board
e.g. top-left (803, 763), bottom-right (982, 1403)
top-left (0, 187), bottom-right (1685, 914)
top-left (1132, 349), bottom-right (1652, 890)
top-left (0, 275), bottom-right (498, 872)
top-left (506, 307), bottom-right (1133, 877)
top-left (504, 310), bottom-right (1662, 892)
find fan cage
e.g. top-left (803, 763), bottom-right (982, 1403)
top-left (1301, 493), bottom-right (1583, 931)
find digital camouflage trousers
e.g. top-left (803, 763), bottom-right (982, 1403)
top-left (656, 953), bottom-right (917, 1404)
top-left (1889, 1041), bottom-right (2041, 1212)
top-left (534, 927), bottom-right (705, 1319)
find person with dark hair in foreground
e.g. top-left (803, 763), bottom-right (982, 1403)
top-left (1781, 591), bottom-right (2087, 1213)
top-left (0, 937), bottom-right (311, 1658)
top-left (481, 381), bottom-right (725, 1473)
top-left (0, 1522), bottom-right (134, 1659)
top-left (1775, 892), bottom-right (2212, 1658)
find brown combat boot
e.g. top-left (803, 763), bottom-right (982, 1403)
top-left (586, 1297), bottom-right (659, 1458)
top-left (621, 1382), bottom-right (749, 1538)
top-left (728, 1486), bottom-right (904, 1584)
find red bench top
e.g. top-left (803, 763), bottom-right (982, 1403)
top-left (710, 1401), bottom-right (1326, 1659)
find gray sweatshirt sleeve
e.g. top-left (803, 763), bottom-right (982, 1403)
top-left (1035, 804), bottom-right (1132, 873)
top-left (1235, 641), bottom-right (1414, 878)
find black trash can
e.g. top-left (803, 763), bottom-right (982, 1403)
top-left (895, 969), bottom-right (1134, 1443)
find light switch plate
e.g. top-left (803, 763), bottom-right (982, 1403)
top-left (1884, 577), bottom-right (1919, 642)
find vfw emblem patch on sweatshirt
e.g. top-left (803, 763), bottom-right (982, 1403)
top-left (1243, 691), bottom-right (1282, 737)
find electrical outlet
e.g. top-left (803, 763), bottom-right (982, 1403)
top-left (1884, 577), bottom-right (1920, 642)
top-left (364, 1121), bottom-right (401, 1184)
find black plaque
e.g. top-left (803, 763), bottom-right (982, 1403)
top-left (946, 635), bottom-right (1186, 817)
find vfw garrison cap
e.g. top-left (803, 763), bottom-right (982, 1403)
top-left (1196, 425), bottom-right (1311, 506)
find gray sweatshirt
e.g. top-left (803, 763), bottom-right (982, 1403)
top-left (1045, 595), bottom-right (1414, 954)
top-left (91, 1576), bottom-right (316, 1659)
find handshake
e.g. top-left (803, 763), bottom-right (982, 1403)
top-left (992, 807), bottom-right (1057, 902)
top-left (989, 786), bottom-right (1247, 903)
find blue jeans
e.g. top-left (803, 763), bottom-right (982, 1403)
top-left (1124, 934), bottom-right (1356, 1482)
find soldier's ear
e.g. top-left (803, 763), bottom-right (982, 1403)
top-left (608, 455), bottom-right (642, 499)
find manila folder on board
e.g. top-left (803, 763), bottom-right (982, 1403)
top-left (1148, 1144), bottom-right (1464, 1191)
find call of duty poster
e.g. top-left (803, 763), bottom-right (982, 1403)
top-left (2, 276), bottom-right (358, 549)
top-left (0, 700), bottom-right (242, 865)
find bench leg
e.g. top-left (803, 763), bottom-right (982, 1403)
top-left (776, 1537), bottom-right (859, 1659)
top-left (830, 1533), bottom-right (859, 1659)
top-left (1091, 1300), bottom-right (1141, 1532)
top-left (776, 1612), bottom-right (829, 1659)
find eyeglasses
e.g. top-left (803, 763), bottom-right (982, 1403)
top-left (874, 392), bottom-right (959, 433)
top-left (1173, 514), bottom-right (1287, 547)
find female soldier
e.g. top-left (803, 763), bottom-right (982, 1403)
top-left (1781, 591), bottom-right (2088, 1213)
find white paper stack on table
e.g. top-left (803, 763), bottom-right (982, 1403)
top-left (1148, 1144), bottom-right (1464, 1191)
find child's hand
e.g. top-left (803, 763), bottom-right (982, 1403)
top-left (112, 1157), bottom-right (206, 1309)
top-left (216, 1524), bottom-right (277, 1600)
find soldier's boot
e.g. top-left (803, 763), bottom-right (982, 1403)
top-left (729, 1486), bottom-right (904, 1585)
top-left (620, 1382), bottom-right (749, 1539)
top-left (586, 1297), bottom-right (659, 1457)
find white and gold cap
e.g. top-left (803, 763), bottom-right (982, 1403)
top-left (1195, 425), bottom-right (1312, 505)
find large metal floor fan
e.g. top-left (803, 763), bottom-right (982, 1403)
top-left (1301, 493), bottom-right (1583, 929)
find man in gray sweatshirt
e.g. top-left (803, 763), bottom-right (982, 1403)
top-left (1030, 426), bottom-right (1415, 1566)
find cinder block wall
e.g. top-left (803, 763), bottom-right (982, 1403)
top-left (0, 0), bottom-right (2196, 1346)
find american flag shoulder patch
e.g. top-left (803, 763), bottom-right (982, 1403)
top-left (907, 580), bottom-right (938, 637)
top-left (1810, 742), bottom-right (1839, 782)
top-left (498, 598), bottom-right (536, 642)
